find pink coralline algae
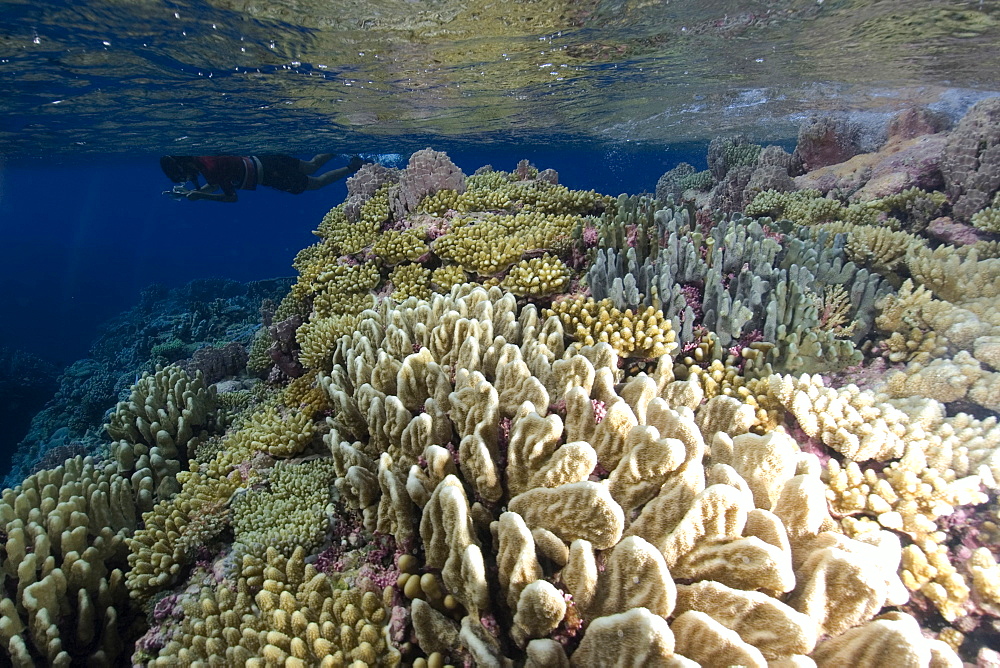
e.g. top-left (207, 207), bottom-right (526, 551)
top-left (357, 562), bottom-right (398, 590)
top-left (497, 416), bottom-right (513, 452)
top-left (388, 604), bottom-right (410, 645)
top-left (344, 162), bottom-right (401, 222)
top-left (926, 216), bottom-right (988, 247)
top-left (480, 612), bottom-right (501, 639)
top-left (760, 223), bottom-right (784, 244)
top-left (388, 148), bottom-right (467, 220)
top-left (625, 224), bottom-right (638, 248)
top-left (152, 593), bottom-right (184, 623)
top-left (548, 398), bottom-right (568, 417)
top-left (792, 116), bottom-right (864, 172)
top-left (886, 107), bottom-right (951, 143)
top-left (267, 315), bottom-right (304, 379)
top-left (551, 591), bottom-right (583, 650)
top-left (794, 132), bottom-right (947, 201)
top-left (133, 592), bottom-right (185, 660)
top-left (313, 542), bottom-right (348, 575)
top-left (409, 213), bottom-right (451, 240)
top-left (591, 399), bottom-right (607, 424)
top-left (823, 355), bottom-right (895, 394)
top-left (680, 284), bottom-right (703, 321)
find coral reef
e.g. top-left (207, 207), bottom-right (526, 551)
top-left (5, 278), bottom-right (287, 490)
top-left (942, 97), bottom-right (1000, 222)
top-left (793, 116), bottom-right (865, 172)
top-left (7, 128), bottom-right (1000, 666)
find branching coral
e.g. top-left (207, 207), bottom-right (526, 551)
top-left (546, 296), bottom-right (678, 359)
top-left (311, 283), bottom-right (955, 665)
top-left (501, 253), bottom-right (571, 297)
top-left (0, 456), bottom-right (141, 665)
top-left (8, 143), bottom-right (997, 666)
top-left (231, 458), bottom-right (337, 554)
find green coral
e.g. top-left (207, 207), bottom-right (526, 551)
top-left (419, 188), bottom-right (464, 215)
top-left (310, 263), bottom-right (380, 319)
top-left (390, 263), bottom-right (432, 300)
top-left (373, 228), bottom-right (430, 265)
top-left (866, 187), bottom-right (947, 231)
top-left (150, 337), bottom-right (196, 362)
top-left (433, 211), bottom-right (578, 276)
top-left (500, 253), bottom-right (571, 297)
top-left (431, 264), bottom-right (469, 292)
top-left (709, 135), bottom-right (762, 180)
top-left (746, 189), bottom-right (847, 226)
top-left (423, 171), bottom-right (608, 217)
top-left (247, 327), bottom-right (274, 376)
top-left (316, 189), bottom-right (386, 256)
top-left (316, 204), bottom-right (376, 256)
top-left (231, 458), bottom-right (336, 553)
top-left (746, 187), bottom-right (947, 233)
top-left (971, 193), bottom-right (1000, 233)
top-left (466, 169), bottom-right (514, 191)
top-left (680, 169), bottom-right (714, 192)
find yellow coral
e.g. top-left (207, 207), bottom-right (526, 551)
top-left (310, 263), bottom-right (380, 319)
top-left (126, 469), bottom-right (239, 601)
top-left (971, 193), bottom-right (1000, 233)
top-left (825, 459), bottom-right (987, 542)
top-left (373, 229), bottom-right (430, 265)
top-left (433, 211), bottom-right (579, 276)
top-left (0, 457), bottom-right (138, 665)
top-left (145, 546), bottom-right (398, 665)
top-left (901, 539), bottom-right (970, 622)
top-left (389, 263), bottom-right (432, 300)
top-left (430, 264), bottom-right (469, 292)
top-left (546, 296), bottom-right (678, 359)
top-left (500, 253), bottom-right (571, 297)
top-left (297, 312), bottom-right (363, 372)
top-left (969, 547), bottom-right (1000, 614)
top-left (232, 459), bottom-right (336, 553)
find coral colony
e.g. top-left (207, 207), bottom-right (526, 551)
top-left (5, 98), bottom-right (1000, 667)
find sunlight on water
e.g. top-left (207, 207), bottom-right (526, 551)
top-left (0, 0), bottom-right (998, 156)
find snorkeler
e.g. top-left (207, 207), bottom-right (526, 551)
top-left (160, 154), bottom-right (366, 202)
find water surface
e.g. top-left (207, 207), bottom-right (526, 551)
top-left (2, 0), bottom-right (998, 156)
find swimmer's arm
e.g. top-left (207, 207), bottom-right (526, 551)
top-left (185, 183), bottom-right (237, 203)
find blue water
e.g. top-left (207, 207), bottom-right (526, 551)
top-left (0, 147), bottom-right (700, 364)
top-left (0, 145), bottom-right (704, 474)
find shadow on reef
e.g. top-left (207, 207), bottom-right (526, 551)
top-left (2, 99), bottom-right (1000, 666)
top-left (2, 277), bottom-right (292, 489)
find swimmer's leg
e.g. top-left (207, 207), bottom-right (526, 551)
top-left (305, 165), bottom-right (353, 189)
top-left (300, 153), bottom-right (336, 174)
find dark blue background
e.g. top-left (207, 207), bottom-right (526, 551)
top-left (0, 145), bottom-right (704, 366)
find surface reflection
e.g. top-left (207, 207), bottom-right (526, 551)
top-left (0, 0), bottom-right (998, 156)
